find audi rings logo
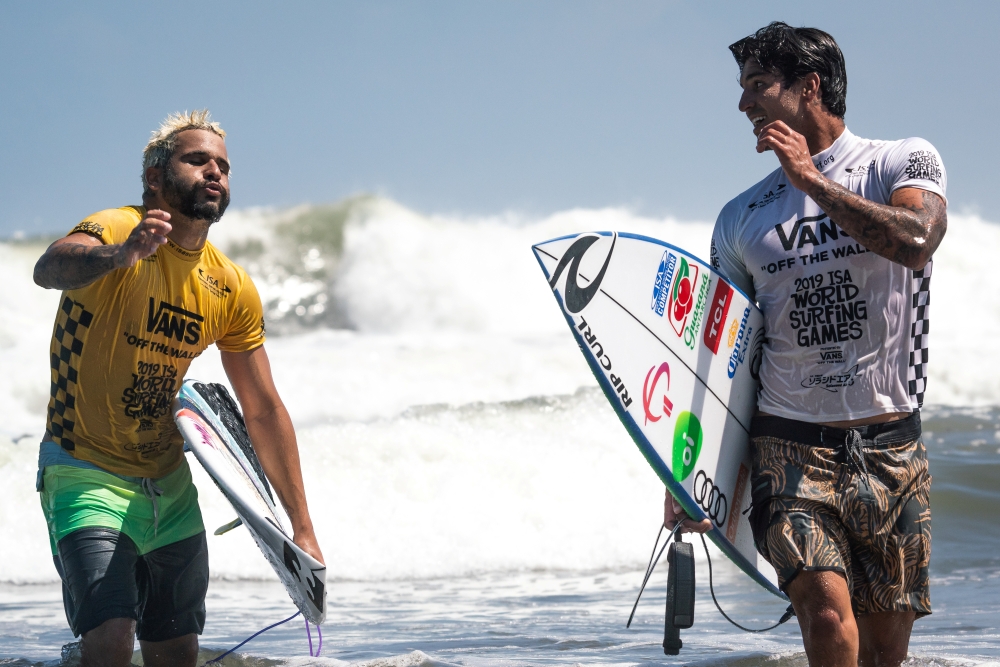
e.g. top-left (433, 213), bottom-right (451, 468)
top-left (692, 470), bottom-right (728, 527)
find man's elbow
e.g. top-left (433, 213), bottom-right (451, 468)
top-left (907, 217), bottom-right (947, 271)
top-left (33, 258), bottom-right (55, 289)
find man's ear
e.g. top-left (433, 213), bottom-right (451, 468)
top-left (145, 165), bottom-right (163, 193)
top-left (802, 72), bottom-right (823, 105)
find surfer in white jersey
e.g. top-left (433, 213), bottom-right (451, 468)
top-left (663, 22), bottom-right (946, 667)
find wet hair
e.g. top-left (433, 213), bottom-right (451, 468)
top-left (142, 109), bottom-right (226, 195)
top-left (729, 22), bottom-right (847, 118)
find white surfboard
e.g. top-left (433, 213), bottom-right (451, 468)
top-left (173, 380), bottom-right (327, 623)
top-left (533, 231), bottom-right (784, 598)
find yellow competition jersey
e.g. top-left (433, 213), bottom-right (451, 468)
top-left (45, 206), bottom-right (266, 478)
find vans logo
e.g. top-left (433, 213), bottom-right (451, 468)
top-left (774, 214), bottom-right (851, 252)
top-left (146, 298), bottom-right (203, 345)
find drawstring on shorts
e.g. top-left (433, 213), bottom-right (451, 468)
top-left (843, 429), bottom-right (872, 490)
top-left (141, 477), bottom-right (164, 536)
top-left (820, 427), bottom-right (872, 490)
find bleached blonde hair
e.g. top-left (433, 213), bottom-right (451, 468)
top-left (142, 109), bottom-right (227, 195)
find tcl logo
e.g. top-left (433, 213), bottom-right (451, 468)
top-left (702, 280), bottom-right (734, 354)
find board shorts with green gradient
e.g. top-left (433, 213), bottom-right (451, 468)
top-left (748, 412), bottom-right (932, 617)
top-left (39, 457), bottom-right (205, 556)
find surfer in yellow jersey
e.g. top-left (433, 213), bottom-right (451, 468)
top-left (664, 23), bottom-right (947, 667)
top-left (32, 110), bottom-right (324, 667)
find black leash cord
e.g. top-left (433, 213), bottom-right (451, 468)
top-left (699, 533), bottom-right (795, 633)
top-left (626, 523), bottom-right (682, 628)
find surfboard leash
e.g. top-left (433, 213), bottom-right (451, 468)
top-left (698, 533), bottom-right (796, 633)
top-left (200, 610), bottom-right (323, 665)
top-left (627, 524), bottom-right (795, 651)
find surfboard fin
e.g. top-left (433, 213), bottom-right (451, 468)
top-left (214, 518), bottom-right (244, 536)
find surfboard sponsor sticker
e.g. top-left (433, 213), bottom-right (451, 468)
top-left (650, 251), bottom-right (678, 316)
top-left (672, 411), bottom-right (703, 481)
top-left (576, 316), bottom-right (633, 409)
top-left (726, 318), bottom-right (740, 348)
top-left (682, 274), bottom-right (711, 350)
top-left (642, 362), bottom-right (674, 425)
top-left (548, 234), bottom-right (616, 314)
top-left (703, 279), bottom-right (735, 354)
top-left (666, 258), bottom-right (699, 336)
top-left (726, 464), bottom-right (750, 542)
top-left (727, 306), bottom-right (752, 378)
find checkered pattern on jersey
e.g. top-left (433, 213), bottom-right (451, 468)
top-left (907, 261), bottom-right (931, 408)
top-left (47, 297), bottom-right (93, 451)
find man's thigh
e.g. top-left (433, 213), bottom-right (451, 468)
top-left (55, 527), bottom-right (209, 642)
top-left (55, 528), bottom-right (141, 637)
top-left (135, 531), bottom-right (209, 642)
top-left (749, 435), bottom-right (852, 591)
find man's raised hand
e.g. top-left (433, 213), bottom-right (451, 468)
top-left (755, 120), bottom-right (823, 193)
top-left (117, 210), bottom-right (172, 268)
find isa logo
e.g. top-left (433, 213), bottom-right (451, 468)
top-left (650, 251), bottom-right (678, 316)
top-left (672, 411), bottom-right (703, 482)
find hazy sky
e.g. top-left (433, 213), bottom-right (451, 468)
top-left (2, 1), bottom-right (997, 237)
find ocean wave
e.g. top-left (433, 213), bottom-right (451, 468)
top-left (1, 198), bottom-right (998, 585)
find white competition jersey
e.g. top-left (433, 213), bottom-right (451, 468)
top-left (711, 129), bottom-right (946, 422)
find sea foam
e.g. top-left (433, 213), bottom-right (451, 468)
top-left (1, 199), bottom-right (997, 583)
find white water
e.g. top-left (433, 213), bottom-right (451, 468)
top-left (1, 200), bottom-right (999, 586)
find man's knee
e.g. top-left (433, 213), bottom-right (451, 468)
top-left (858, 612), bottom-right (915, 667)
top-left (804, 605), bottom-right (855, 645)
top-left (80, 617), bottom-right (136, 667)
top-left (787, 569), bottom-right (858, 646)
top-left (140, 633), bottom-right (200, 667)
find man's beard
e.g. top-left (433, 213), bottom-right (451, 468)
top-left (162, 165), bottom-right (230, 223)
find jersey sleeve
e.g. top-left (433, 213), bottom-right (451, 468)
top-left (68, 207), bottom-right (141, 245)
top-left (881, 137), bottom-right (947, 203)
top-left (711, 198), bottom-right (756, 301)
top-left (216, 273), bottom-right (267, 353)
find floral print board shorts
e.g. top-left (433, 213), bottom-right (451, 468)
top-left (748, 412), bottom-right (932, 616)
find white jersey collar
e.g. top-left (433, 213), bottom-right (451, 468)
top-left (811, 127), bottom-right (856, 174)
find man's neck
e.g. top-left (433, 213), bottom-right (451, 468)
top-left (142, 196), bottom-right (211, 251)
top-left (803, 116), bottom-right (847, 156)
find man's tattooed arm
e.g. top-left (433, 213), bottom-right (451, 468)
top-left (33, 213), bottom-right (172, 290)
top-left (33, 237), bottom-right (125, 290)
top-left (807, 181), bottom-right (947, 270)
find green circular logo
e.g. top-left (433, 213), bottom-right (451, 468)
top-left (671, 411), bottom-right (703, 482)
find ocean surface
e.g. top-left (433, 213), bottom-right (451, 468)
top-left (1, 198), bottom-right (998, 665)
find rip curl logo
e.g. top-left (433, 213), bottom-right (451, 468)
top-left (548, 234), bottom-right (616, 314)
top-left (72, 221), bottom-right (105, 237)
top-left (801, 364), bottom-right (862, 392)
top-left (905, 150), bottom-right (942, 184)
top-left (642, 362), bottom-right (673, 425)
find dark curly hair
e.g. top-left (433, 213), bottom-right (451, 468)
top-left (729, 22), bottom-right (847, 118)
